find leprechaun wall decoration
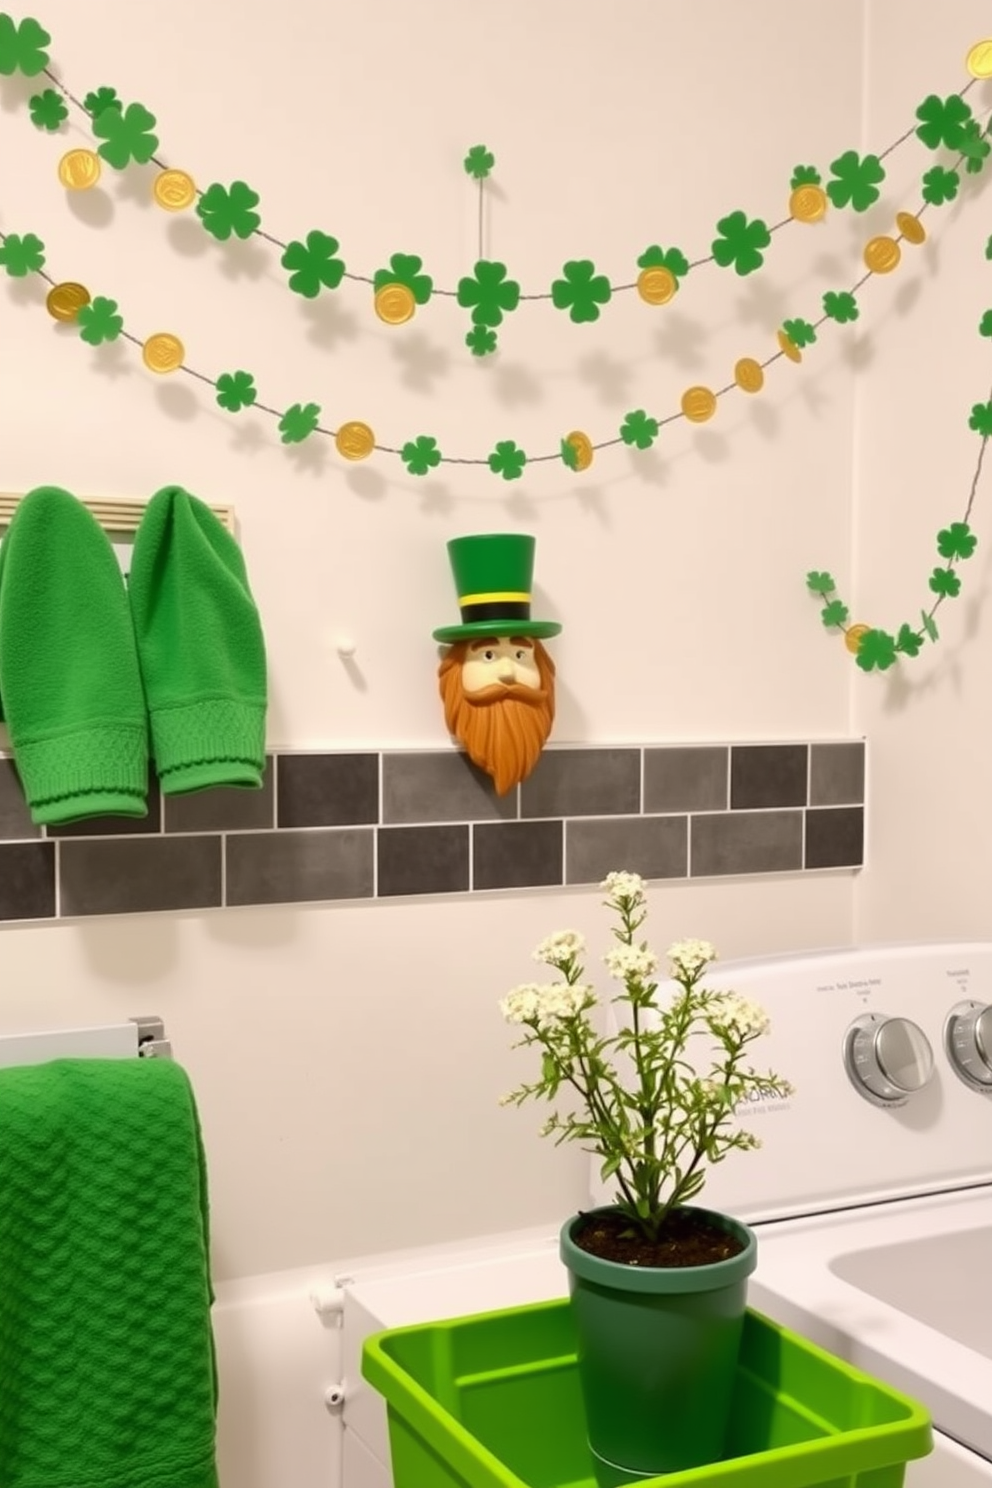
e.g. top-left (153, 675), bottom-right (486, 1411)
top-left (434, 534), bottom-right (561, 795)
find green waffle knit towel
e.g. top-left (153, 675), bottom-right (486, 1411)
top-left (128, 486), bottom-right (267, 794)
top-left (0, 1057), bottom-right (218, 1488)
top-left (0, 486), bottom-right (148, 824)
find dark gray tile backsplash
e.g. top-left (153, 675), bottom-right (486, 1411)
top-left (521, 749), bottom-right (640, 819)
top-left (276, 753), bottom-right (378, 828)
top-left (0, 740), bottom-right (865, 920)
top-left (382, 752), bottom-right (516, 824)
top-left (59, 836), bottom-right (222, 917)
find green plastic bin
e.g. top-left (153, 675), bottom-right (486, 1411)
top-left (362, 1298), bottom-right (932, 1488)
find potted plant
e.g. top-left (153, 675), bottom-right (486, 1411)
top-left (499, 871), bottom-right (793, 1487)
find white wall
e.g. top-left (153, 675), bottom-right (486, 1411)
top-left (2, 0), bottom-right (969, 1281)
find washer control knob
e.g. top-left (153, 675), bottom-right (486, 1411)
top-left (843, 1013), bottom-right (935, 1106)
top-left (944, 1001), bottom-right (992, 1093)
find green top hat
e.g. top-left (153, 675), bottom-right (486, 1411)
top-left (432, 533), bottom-right (562, 644)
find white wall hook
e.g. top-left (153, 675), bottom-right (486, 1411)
top-left (335, 637), bottom-right (357, 659)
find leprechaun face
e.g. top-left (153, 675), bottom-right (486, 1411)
top-left (438, 638), bottom-right (556, 796)
top-left (460, 636), bottom-right (543, 696)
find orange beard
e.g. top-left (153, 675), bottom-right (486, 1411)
top-left (438, 640), bottom-right (556, 795)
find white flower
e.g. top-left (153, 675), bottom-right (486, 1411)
top-left (499, 984), bottom-right (543, 1024)
top-left (667, 939), bottom-right (717, 978)
top-left (533, 929), bottom-right (586, 966)
top-left (604, 943), bottom-right (659, 983)
top-left (600, 870), bottom-right (646, 907)
top-left (710, 993), bottom-right (771, 1039)
top-left (535, 982), bottom-right (595, 1029)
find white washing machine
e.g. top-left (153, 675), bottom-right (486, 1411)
top-left (337, 942), bottom-right (992, 1487)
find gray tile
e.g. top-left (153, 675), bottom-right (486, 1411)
top-left (377, 825), bottom-right (469, 897)
top-left (566, 816), bottom-right (687, 886)
top-left (691, 811), bottom-right (803, 878)
top-left (226, 828), bottom-right (374, 906)
top-left (0, 841), bottom-right (55, 919)
top-left (731, 745), bottom-right (808, 809)
top-left (382, 752), bottom-right (517, 824)
top-left (0, 759), bottom-right (38, 839)
top-left (473, 820), bottom-right (563, 891)
top-left (810, 743), bottom-right (865, 806)
top-left (59, 836), bottom-right (221, 917)
top-left (164, 758), bottom-right (274, 833)
top-left (806, 807), bottom-right (864, 869)
top-left (643, 747), bottom-right (728, 813)
top-left (277, 753), bottom-right (379, 827)
top-left (521, 750), bottom-right (640, 819)
top-left (47, 778), bottom-right (161, 837)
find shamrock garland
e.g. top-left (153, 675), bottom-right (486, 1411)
top-left (0, 8), bottom-right (986, 359)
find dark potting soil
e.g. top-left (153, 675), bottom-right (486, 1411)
top-left (572, 1209), bottom-right (746, 1268)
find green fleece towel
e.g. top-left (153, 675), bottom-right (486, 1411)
top-left (0, 1057), bottom-right (218, 1488)
top-left (128, 486), bottom-right (267, 794)
top-left (0, 487), bottom-right (148, 824)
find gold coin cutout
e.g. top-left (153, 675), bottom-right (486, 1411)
top-left (46, 282), bottom-right (91, 322)
top-left (565, 430), bottom-right (594, 471)
top-left (636, 266), bottom-right (678, 306)
top-left (777, 330), bottom-right (802, 363)
top-left (153, 169), bottom-right (196, 211)
top-left (374, 282), bottom-right (416, 325)
top-left (896, 211), bottom-right (926, 246)
top-left (142, 333), bottom-right (185, 374)
top-left (966, 39), bottom-right (992, 78)
top-left (58, 148), bottom-right (101, 191)
top-left (789, 185), bottom-right (828, 224)
top-left (864, 235), bottom-right (901, 274)
top-left (335, 421), bottom-right (376, 461)
top-left (681, 386), bottom-right (717, 423)
top-left (734, 357), bottom-right (765, 394)
top-left (845, 623), bottom-right (870, 655)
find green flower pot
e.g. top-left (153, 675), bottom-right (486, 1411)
top-left (560, 1204), bottom-right (758, 1487)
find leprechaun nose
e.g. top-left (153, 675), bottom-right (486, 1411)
top-left (496, 657), bottom-right (516, 682)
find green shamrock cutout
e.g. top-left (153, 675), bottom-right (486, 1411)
top-left (979, 311), bottom-right (992, 338)
top-left (197, 181), bottom-right (261, 242)
top-left (93, 102), bottom-right (159, 169)
top-left (711, 211), bottom-right (771, 275)
top-left (464, 145), bottom-right (495, 179)
top-left (281, 232), bottom-right (345, 298)
top-left (0, 231), bottom-right (44, 276)
top-left (821, 600), bottom-right (849, 628)
top-left (915, 93), bottom-right (972, 151)
top-left (551, 260), bottom-right (612, 323)
top-left (76, 296), bottom-right (123, 345)
top-left (921, 610), bottom-right (939, 643)
top-left (400, 435), bottom-right (442, 476)
top-left (83, 86), bottom-right (121, 116)
top-left (921, 166), bottom-right (959, 206)
top-left (637, 244), bottom-right (690, 278)
top-left (961, 121), bottom-right (990, 174)
top-left (937, 521), bottom-right (977, 560)
top-left (825, 151), bottom-right (885, 211)
top-left (215, 371), bottom-right (257, 412)
top-left (790, 165), bottom-right (822, 187)
top-left (278, 402), bottom-right (321, 444)
top-left (457, 261), bottom-right (520, 327)
top-left (0, 14), bottom-right (50, 76)
top-left (782, 318), bottom-right (816, 349)
top-left (929, 567), bottom-right (961, 599)
top-left (487, 440), bottom-right (527, 481)
top-left (822, 290), bottom-right (859, 324)
top-left (856, 629), bottom-right (897, 673)
top-left (986, 235), bottom-right (992, 261)
top-left (560, 438), bottom-right (579, 471)
top-left (895, 624), bottom-right (923, 659)
top-left (466, 325), bottom-right (497, 356)
top-left (806, 571), bottom-right (836, 595)
top-left (620, 410), bottom-right (659, 450)
top-left (968, 401), bottom-right (992, 436)
top-left (28, 88), bottom-right (67, 131)
top-left (373, 253), bottom-right (433, 304)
